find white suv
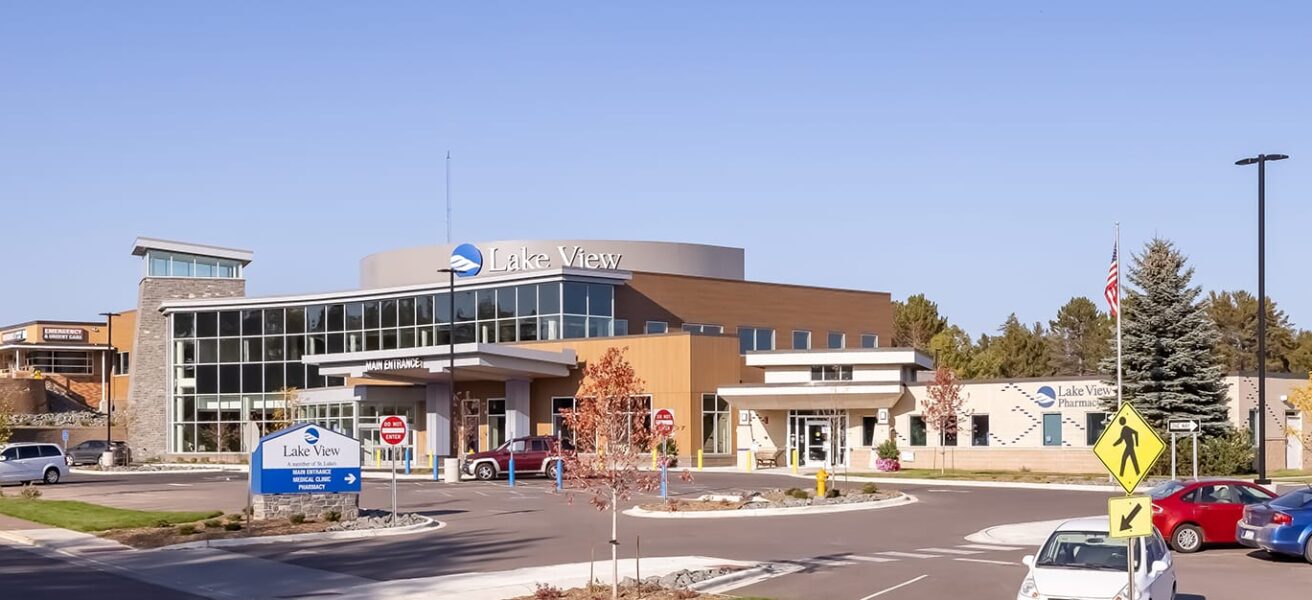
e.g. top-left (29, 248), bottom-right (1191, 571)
top-left (0, 443), bottom-right (69, 485)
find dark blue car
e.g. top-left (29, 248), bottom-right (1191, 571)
top-left (1236, 487), bottom-right (1312, 562)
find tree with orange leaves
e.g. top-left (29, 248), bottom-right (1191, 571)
top-left (922, 365), bottom-right (968, 474)
top-left (559, 346), bottom-right (660, 599)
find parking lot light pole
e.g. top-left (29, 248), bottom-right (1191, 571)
top-left (1235, 153), bottom-right (1288, 485)
top-left (100, 311), bottom-right (122, 466)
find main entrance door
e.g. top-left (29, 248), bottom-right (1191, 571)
top-left (804, 419), bottom-right (832, 467)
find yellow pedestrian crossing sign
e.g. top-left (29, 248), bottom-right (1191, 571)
top-left (1108, 495), bottom-right (1154, 539)
top-left (1093, 403), bottom-right (1165, 495)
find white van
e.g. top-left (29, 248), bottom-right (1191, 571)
top-left (0, 443), bottom-right (69, 485)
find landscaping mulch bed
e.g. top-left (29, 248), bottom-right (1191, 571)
top-left (639, 486), bottom-right (899, 512)
top-left (511, 583), bottom-right (734, 600)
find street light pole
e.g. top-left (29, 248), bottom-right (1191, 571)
top-left (1235, 153), bottom-right (1288, 485)
top-left (438, 268), bottom-right (457, 465)
top-left (99, 311), bottom-right (122, 466)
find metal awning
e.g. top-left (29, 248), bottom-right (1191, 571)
top-left (302, 343), bottom-right (577, 383)
top-left (719, 389), bottom-right (910, 411)
top-left (0, 344), bottom-right (110, 352)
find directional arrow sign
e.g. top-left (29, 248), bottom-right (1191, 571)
top-left (1167, 419), bottom-right (1199, 433)
top-left (345, 472), bottom-right (357, 485)
top-left (1093, 403), bottom-right (1166, 495)
top-left (1108, 495), bottom-right (1153, 539)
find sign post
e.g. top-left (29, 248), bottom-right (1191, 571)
top-left (60, 429), bottom-right (69, 450)
top-left (653, 408), bottom-right (675, 498)
top-left (379, 415), bottom-right (409, 526)
top-left (1093, 403), bottom-right (1166, 600)
top-left (1167, 420), bottom-right (1200, 481)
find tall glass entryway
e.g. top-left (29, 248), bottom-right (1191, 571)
top-left (787, 410), bottom-right (848, 468)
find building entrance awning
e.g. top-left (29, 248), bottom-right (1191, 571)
top-left (302, 343), bottom-right (577, 384)
top-left (717, 386), bottom-right (911, 411)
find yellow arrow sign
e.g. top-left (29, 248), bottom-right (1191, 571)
top-left (1108, 495), bottom-right (1154, 539)
top-left (1092, 403), bottom-right (1165, 495)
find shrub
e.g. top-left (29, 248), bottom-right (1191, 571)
top-left (289, 513), bottom-right (306, 525)
top-left (153, 519), bottom-right (172, 528)
top-left (223, 522), bottom-right (242, 531)
top-left (876, 439), bottom-right (900, 460)
top-left (19, 485), bottom-right (41, 500)
top-left (532, 583), bottom-right (564, 600)
top-left (657, 437), bottom-right (677, 458)
top-left (322, 510), bottom-right (342, 522)
top-left (204, 519), bottom-right (222, 529)
top-left (825, 487), bottom-right (841, 499)
top-left (177, 524), bottom-right (197, 535)
top-left (861, 482), bottom-right (879, 495)
top-left (785, 487), bottom-right (810, 499)
top-left (226, 513), bottom-right (244, 523)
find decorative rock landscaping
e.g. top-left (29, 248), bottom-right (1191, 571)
top-left (325, 509), bottom-right (427, 531)
top-left (639, 485), bottom-right (899, 512)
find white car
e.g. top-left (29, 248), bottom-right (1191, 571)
top-left (0, 443), bottom-right (70, 485)
top-left (1019, 516), bottom-right (1176, 600)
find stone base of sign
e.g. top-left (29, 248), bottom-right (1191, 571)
top-left (252, 493), bottom-right (360, 521)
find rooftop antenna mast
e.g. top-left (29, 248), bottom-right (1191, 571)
top-left (445, 150), bottom-right (452, 244)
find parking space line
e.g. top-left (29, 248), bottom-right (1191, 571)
top-left (957, 544), bottom-right (1021, 552)
top-left (876, 551), bottom-right (937, 559)
top-left (846, 555), bottom-right (899, 563)
top-left (952, 558), bottom-right (1019, 566)
top-left (857, 574), bottom-right (928, 600)
top-left (917, 547), bottom-right (981, 555)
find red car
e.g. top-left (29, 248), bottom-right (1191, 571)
top-left (1149, 479), bottom-right (1277, 553)
top-left (461, 436), bottom-right (572, 481)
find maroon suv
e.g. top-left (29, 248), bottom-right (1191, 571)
top-left (462, 436), bottom-right (572, 480)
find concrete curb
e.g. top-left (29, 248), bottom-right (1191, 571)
top-left (622, 492), bottom-right (916, 519)
top-left (0, 529), bottom-right (38, 546)
top-left (71, 466), bottom-right (247, 476)
top-left (691, 561), bottom-right (804, 593)
top-left (964, 516), bottom-right (1099, 546)
top-left (153, 516), bottom-right (445, 551)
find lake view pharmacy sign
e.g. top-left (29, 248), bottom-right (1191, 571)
top-left (251, 423), bottom-right (362, 495)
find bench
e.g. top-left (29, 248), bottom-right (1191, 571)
top-left (755, 448), bottom-right (784, 468)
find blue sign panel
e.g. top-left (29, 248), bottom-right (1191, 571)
top-left (61, 429), bottom-right (69, 444)
top-left (251, 424), bottom-right (362, 495)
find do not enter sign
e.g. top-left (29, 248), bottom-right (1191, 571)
top-left (380, 415), bottom-right (409, 446)
top-left (653, 408), bottom-right (675, 437)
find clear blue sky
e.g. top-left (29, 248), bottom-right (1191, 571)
top-left (3, 2), bottom-right (1309, 338)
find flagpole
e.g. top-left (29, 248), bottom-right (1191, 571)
top-left (1116, 222), bottom-right (1123, 411)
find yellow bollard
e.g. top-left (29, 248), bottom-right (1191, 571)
top-left (697, 449), bottom-right (703, 471)
top-left (816, 467), bottom-right (829, 498)
top-left (747, 450), bottom-right (754, 472)
top-left (651, 448), bottom-right (658, 470)
top-left (374, 449), bottom-right (380, 468)
top-left (791, 448), bottom-right (799, 474)
top-left (428, 454), bottom-right (434, 470)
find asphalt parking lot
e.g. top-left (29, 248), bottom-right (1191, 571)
top-left (8, 470), bottom-right (1312, 599)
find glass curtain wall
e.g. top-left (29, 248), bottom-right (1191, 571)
top-left (168, 278), bottom-right (616, 454)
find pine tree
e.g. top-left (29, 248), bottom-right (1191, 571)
top-left (1047, 297), bottom-right (1112, 376)
top-left (994, 314), bottom-right (1049, 378)
top-left (893, 294), bottom-right (948, 351)
top-left (1100, 239), bottom-right (1230, 437)
top-left (1205, 290), bottom-right (1296, 373)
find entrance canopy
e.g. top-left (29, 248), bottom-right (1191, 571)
top-left (718, 383), bottom-right (911, 411)
top-left (303, 343), bottom-right (577, 384)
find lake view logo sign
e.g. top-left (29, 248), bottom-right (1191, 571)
top-left (303, 427), bottom-right (320, 445)
top-left (452, 243), bottom-right (624, 276)
top-left (450, 243), bottom-right (483, 277)
top-left (1031, 383), bottom-right (1113, 409)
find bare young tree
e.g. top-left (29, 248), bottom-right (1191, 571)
top-left (560, 347), bottom-right (660, 600)
top-left (270, 386), bottom-right (302, 430)
top-left (922, 366), bottom-right (967, 474)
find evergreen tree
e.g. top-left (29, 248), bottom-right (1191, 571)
top-left (928, 325), bottom-right (976, 376)
top-left (1205, 290), bottom-right (1296, 373)
top-left (993, 314), bottom-right (1049, 377)
top-left (893, 294), bottom-right (948, 351)
top-left (1099, 239), bottom-right (1230, 437)
top-left (1291, 330), bottom-right (1312, 377)
top-left (1047, 297), bottom-right (1112, 376)
top-left (969, 334), bottom-right (1004, 379)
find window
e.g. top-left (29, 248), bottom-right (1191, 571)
top-left (613, 319), bottom-right (628, 336)
top-left (22, 351), bottom-right (93, 374)
top-left (701, 394), bottom-right (731, 454)
top-left (17, 446), bottom-right (40, 460)
top-left (682, 323), bottom-right (723, 334)
top-left (487, 399), bottom-right (506, 450)
top-left (552, 397), bottom-right (576, 441)
top-left (39, 445), bottom-right (61, 458)
top-left (810, 365), bottom-right (853, 381)
top-left (114, 351), bottom-right (130, 375)
top-left (530, 439), bottom-right (549, 452)
top-left (645, 321), bottom-right (668, 334)
top-left (1195, 484), bottom-right (1241, 504)
top-left (738, 327), bottom-right (774, 353)
top-left (1237, 485), bottom-right (1276, 504)
top-left (860, 334), bottom-right (878, 348)
top-left (909, 416), bottom-right (927, 446)
top-left (1042, 413), bottom-right (1063, 446)
top-left (1248, 409), bottom-right (1258, 446)
top-left (971, 414), bottom-right (990, 446)
top-left (827, 332), bottom-right (845, 349)
top-left (944, 424), bottom-right (958, 446)
top-left (861, 416), bottom-right (878, 446)
top-left (145, 251), bottom-right (242, 279)
top-left (1086, 412), bottom-right (1110, 446)
top-left (792, 330), bottom-right (811, 350)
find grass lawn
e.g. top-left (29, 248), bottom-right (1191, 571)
top-left (838, 468), bottom-right (1110, 483)
top-left (1270, 469), bottom-right (1312, 481)
top-left (0, 497), bottom-right (222, 532)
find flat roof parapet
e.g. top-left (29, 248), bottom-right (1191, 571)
top-left (131, 237), bottom-right (254, 265)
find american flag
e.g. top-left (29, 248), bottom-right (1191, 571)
top-left (1105, 244), bottom-right (1119, 317)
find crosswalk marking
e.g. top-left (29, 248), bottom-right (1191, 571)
top-left (917, 547), bottom-right (982, 555)
top-left (846, 555), bottom-right (899, 563)
top-left (876, 551), bottom-right (937, 559)
top-left (953, 557), bottom-right (1020, 566)
top-left (807, 557), bottom-right (858, 567)
top-left (958, 544), bottom-right (1021, 552)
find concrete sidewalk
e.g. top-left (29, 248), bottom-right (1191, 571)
top-left (690, 466), bottom-right (1120, 492)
